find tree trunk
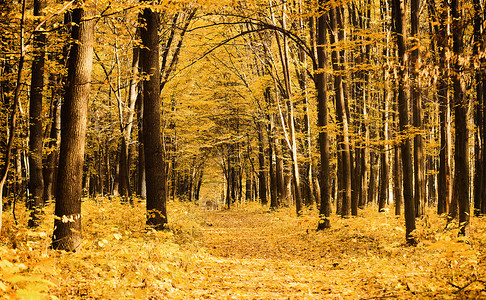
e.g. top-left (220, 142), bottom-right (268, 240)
top-left (411, 0), bottom-right (425, 218)
top-left (394, 139), bottom-right (403, 215)
top-left (378, 151), bottom-right (389, 212)
top-left (392, 0), bottom-right (416, 245)
top-left (480, 13), bottom-right (486, 216)
top-left (28, 0), bottom-right (47, 227)
top-left (378, 90), bottom-right (390, 212)
top-left (451, 0), bottom-right (470, 236)
top-left (52, 4), bottom-right (95, 251)
top-left (268, 118), bottom-right (278, 209)
top-left (275, 137), bottom-right (285, 206)
top-left (136, 92), bottom-right (146, 199)
top-left (368, 152), bottom-right (377, 204)
top-left (140, 5), bottom-right (167, 229)
top-left (43, 95), bottom-right (61, 203)
top-left (316, 0), bottom-right (331, 230)
top-left (329, 5), bottom-right (352, 217)
top-left (257, 122), bottom-right (267, 205)
top-left (472, 0), bottom-right (485, 216)
top-left (430, 0), bottom-right (451, 215)
top-left (118, 138), bottom-right (131, 201)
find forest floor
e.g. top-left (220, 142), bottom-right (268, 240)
top-left (1, 199), bottom-right (486, 299)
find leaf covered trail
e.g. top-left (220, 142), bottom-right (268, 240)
top-left (1, 201), bottom-right (486, 299)
top-left (183, 205), bottom-right (486, 299)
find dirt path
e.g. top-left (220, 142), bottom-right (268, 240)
top-left (167, 205), bottom-right (483, 299)
top-left (179, 207), bottom-right (400, 299)
top-left (184, 208), bottom-right (333, 299)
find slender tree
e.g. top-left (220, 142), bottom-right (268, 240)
top-left (428, 0), bottom-right (451, 215)
top-left (316, 0), bottom-right (331, 230)
top-left (329, 5), bottom-right (352, 217)
top-left (411, 0), bottom-right (425, 218)
top-left (28, 0), bottom-right (47, 227)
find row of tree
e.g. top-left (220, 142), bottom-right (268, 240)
top-left (0, 0), bottom-right (485, 250)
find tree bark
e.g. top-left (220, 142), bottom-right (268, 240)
top-left (472, 0), bottom-right (485, 216)
top-left (480, 4), bottom-right (486, 215)
top-left (28, 0), bottom-right (47, 227)
top-left (329, 5), bottom-right (352, 217)
top-left (411, 0), bottom-right (425, 218)
top-left (140, 5), bottom-right (167, 229)
top-left (451, 0), bottom-right (470, 236)
top-left (136, 92), bottom-right (146, 199)
top-left (43, 94), bottom-right (61, 203)
top-left (52, 4), bottom-right (95, 251)
top-left (267, 109), bottom-right (278, 209)
top-left (392, 0), bottom-right (416, 245)
top-left (428, 0), bottom-right (452, 215)
top-left (316, 0), bottom-right (331, 230)
top-left (257, 122), bottom-right (267, 205)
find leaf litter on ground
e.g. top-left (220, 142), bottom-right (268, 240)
top-left (0, 198), bottom-right (485, 299)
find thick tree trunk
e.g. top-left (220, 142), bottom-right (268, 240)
top-left (451, 0), bottom-right (470, 236)
top-left (316, 0), bottom-right (331, 230)
top-left (140, 5), bottom-right (167, 229)
top-left (392, 0), bottom-right (416, 245)
top-left (52, 4), bottom-right (94, 251)
top-left (28, 0), bottom-right (47, 227)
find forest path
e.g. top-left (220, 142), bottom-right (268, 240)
top-left (168, 204), bottom-right (484, 299)
top-left (183, 206), bottom-right (394, 299)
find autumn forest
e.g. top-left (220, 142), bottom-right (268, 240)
top-left (1, 0), bottom-right (486, 298)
